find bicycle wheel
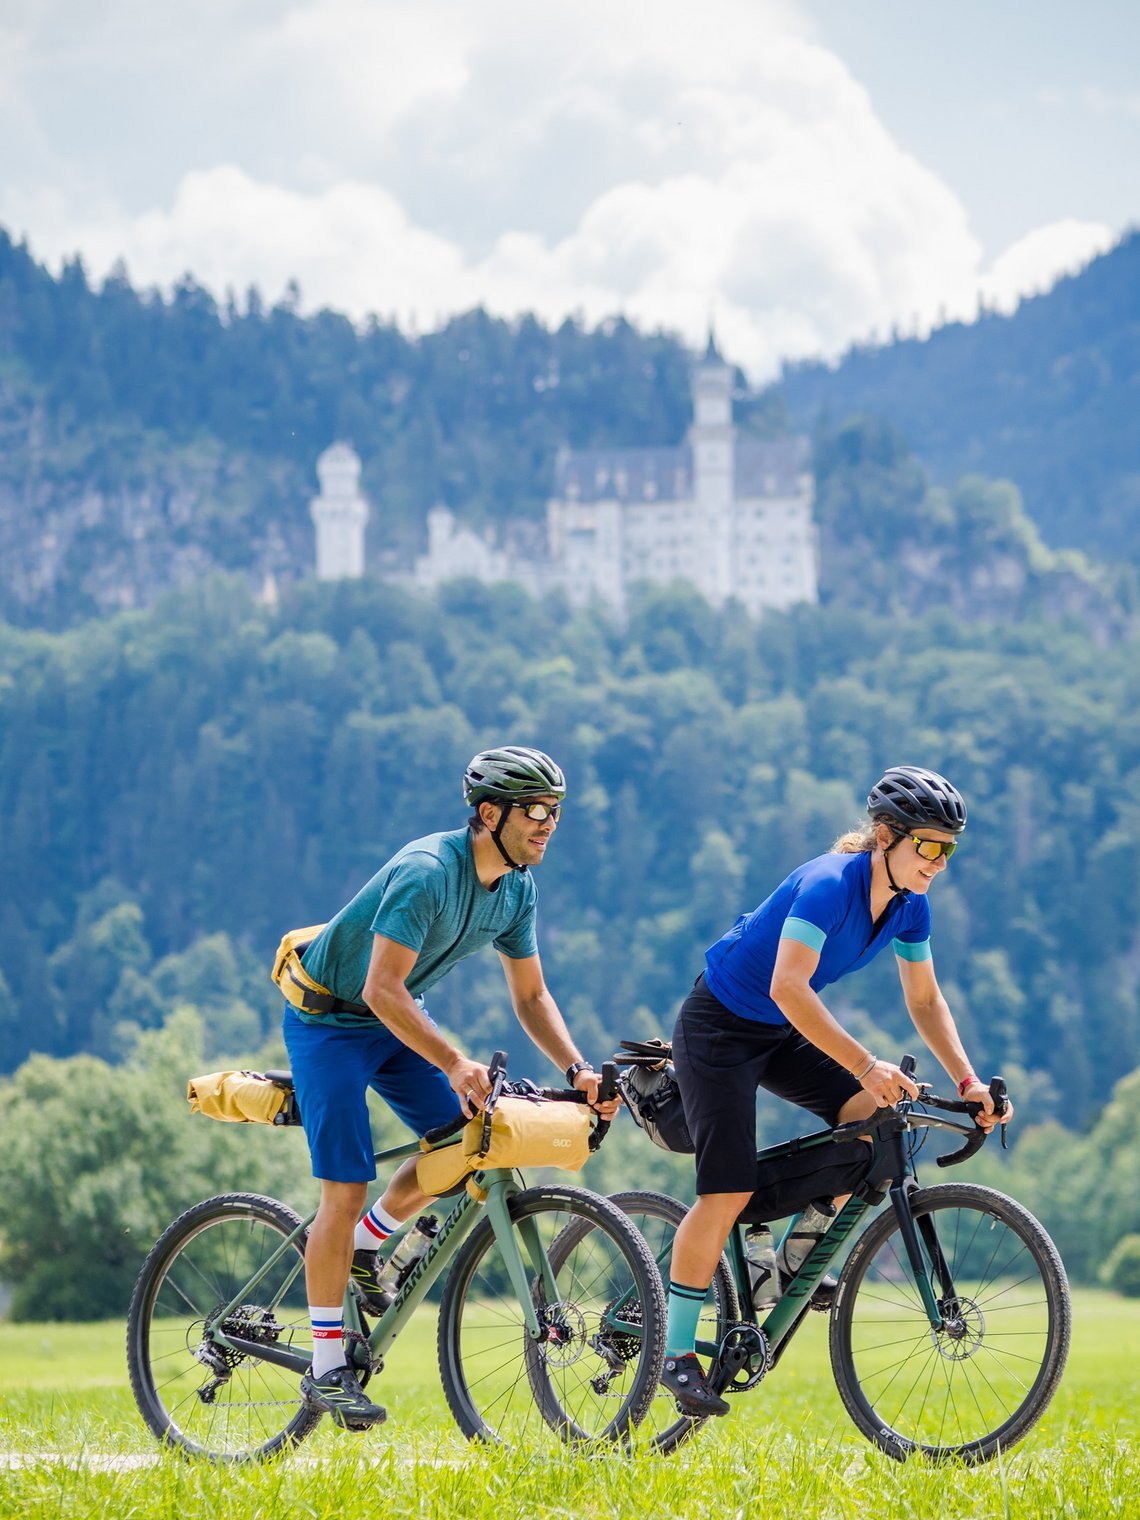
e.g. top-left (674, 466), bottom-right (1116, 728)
top-left (437, 1184), bottom-right (665, 1447)
top-left (830, 1182), bottom-right (1071, 1463)
top-left (608, 1190), bottom-right (739, 1454)
top-left (127, 1193), bottom-right (320, 1462)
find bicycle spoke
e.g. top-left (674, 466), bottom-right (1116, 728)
top-left (128, 1195), bottom-right (319, 1462)
top-left (438, 1186), bottom-right (664, 1448)
top-left (831, 1184), bottom-right (1070, 1463)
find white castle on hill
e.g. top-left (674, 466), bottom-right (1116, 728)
top-left (311, 338), bottom-right (818, 616)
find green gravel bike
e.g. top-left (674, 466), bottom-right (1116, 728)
top-left (127, 1056), bottom-right (665, 1463)
top-left (614, 1054), bottom-right (1071, 1462)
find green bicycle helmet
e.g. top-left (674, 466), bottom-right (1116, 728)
top-left (463, 747), bottom-right (567, 807)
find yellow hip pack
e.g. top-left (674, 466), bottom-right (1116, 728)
top-left (271, 925), bottom-right (368, 1016)
top-left (416, 1097), bottom-right (592, 1197)
top-left (187, 1070), bottom-right (290, 1125)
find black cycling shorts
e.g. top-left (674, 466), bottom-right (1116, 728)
top-left (671, 974), bottom-right (862, 1196)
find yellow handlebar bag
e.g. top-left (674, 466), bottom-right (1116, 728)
top-left (187, 1070), bottom-right (289, 1125)
top-left (416, 1097), bottom-right (591, 1196)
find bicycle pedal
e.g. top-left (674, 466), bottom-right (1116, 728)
top-left (330, 1407), bottom-right (387, 1433)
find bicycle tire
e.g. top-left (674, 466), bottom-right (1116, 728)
top-left (607, 1190), bottom-right (739, 1454)
top-left (437, 1184), bottom-right (665, 1447)
top-left (830, 1182), bottom-right (1071, 1463)
top-left (127, 1192), bottom-right (322, 1462)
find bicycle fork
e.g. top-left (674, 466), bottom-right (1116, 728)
top-left (889, 1175), bottom-right (956, 1328)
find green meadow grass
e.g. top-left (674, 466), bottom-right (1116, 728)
top-left (1, 1290), bottom-right (1136, 1519)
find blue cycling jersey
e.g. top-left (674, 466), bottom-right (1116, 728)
top-left (703, 850), bottom-right (932, 1025)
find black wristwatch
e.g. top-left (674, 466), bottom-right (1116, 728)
top-left (565, 1060), bottom-right (594, 1087)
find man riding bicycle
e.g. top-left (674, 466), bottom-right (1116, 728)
top-left (662, 765), bottom-right (1014, 1417)
top-left (282, 746), bottom-right (616, 1427)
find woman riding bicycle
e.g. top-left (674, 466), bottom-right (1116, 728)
top-left (661, 765), bottom-right (1014, 1417)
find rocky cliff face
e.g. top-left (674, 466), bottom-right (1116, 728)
top-left (0, 376), bottom-right (1129, 639)
top-left (0, 385), bottom-right (314, 623)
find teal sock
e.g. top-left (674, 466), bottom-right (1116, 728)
top-left (665, 1280), bottom-right (706, 1357)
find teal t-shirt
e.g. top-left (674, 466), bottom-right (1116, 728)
top-left (297, 829), bottom-right (538, 1027)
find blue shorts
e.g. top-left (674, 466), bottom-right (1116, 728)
top-left (282, 1005), bottom-right (462, 1183)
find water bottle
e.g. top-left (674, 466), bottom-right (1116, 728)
top-left (777, 1199), bottom-right (837, 1277)
top-left (375, 1215), bottom-right (439, 1296)
top-left (745, 1224), bottom-right (781, 1310)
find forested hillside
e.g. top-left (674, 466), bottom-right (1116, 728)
top-left (777, 231), bottom-right (1140, 565)
top-left (3, 535), bottom-right (1138, 1125)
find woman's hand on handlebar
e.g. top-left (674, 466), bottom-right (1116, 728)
top-left (859, 1058), bottom-right (920, 1108)
top-left (961, 1077), bottom-right (1014, 1131)
top-left (571, 1065), bottom-right (622, 1121)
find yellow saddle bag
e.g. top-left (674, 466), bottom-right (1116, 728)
top-left (271, 925), bottom-right (368, 1016)
top-left (416, 1097), bottom-right (591, 1197)
top-left (187, 1070), bottom-right (289, 1125)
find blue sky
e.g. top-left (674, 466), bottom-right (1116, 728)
top-left (3, 1), bottom-right (1136, 378)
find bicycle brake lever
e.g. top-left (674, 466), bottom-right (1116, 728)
top-left (990, 1076), bottom-right (1008, 1148)
top-left (588, 1061), bottom-right (619, 1152)
top-left (480, 1051), bottom-right (509, 1155)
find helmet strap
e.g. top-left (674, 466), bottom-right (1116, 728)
top-left (489, 803), bottom-right (527, 873)
top-left (882, 833), bottom-right (907, 896)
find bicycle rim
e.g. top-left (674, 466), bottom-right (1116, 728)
top-left (830, 1182), bottom-right (1071, 1462)
top-left (437, 1185), bottom-right (665, 1447)
top-left (127, 1193), bottom-right (320, 1462)
top-left (608, 1190), bottom-right (739, 1455)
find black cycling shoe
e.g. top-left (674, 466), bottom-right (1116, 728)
top-left (808, 1271), bottom-right (839, 1311)
top-left (660, 1352), bottom-right (731, 1417)
top-left (808, 1270), bottom-right (845, 1307)
top-left (300, 1364), bottom-right (387, 1429)
top-left (350, 1248), bottom-right (393, 1315)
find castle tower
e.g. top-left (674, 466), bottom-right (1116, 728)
top-left (687, 332), bottom-right (735, 604)
top-left (311, 442), bottom-right (368, 580)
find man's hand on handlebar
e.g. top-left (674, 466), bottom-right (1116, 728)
top-left (570, 1065), bottom-right (622, 1122)
top-left (961, 1076), bottom-right (1015, 1131)
top-left (447, 1055), bottom-right (493, 1118)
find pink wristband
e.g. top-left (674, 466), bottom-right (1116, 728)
top-left (957, 1073), bottom-right (979, 1097)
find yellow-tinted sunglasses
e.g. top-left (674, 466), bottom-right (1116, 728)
top-left (892, 828), bottom-right (958, 861)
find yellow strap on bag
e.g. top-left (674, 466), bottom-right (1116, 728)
top-left (415, 1097), bottom-right (591, 1196)
top-left (271, 925), bottom-right (368, 1015)
top-left (187, 1070), bottom-right (289, 1125)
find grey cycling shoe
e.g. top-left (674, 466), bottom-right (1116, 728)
top-left (300, 1363), bottom-right (387, 1429)
top-left (660, 1352), bottom-right (731, 1417)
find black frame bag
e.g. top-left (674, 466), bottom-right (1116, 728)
top-left (737, 1136), bottom-right (872, 1224)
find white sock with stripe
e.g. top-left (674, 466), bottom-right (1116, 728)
top-left (309, 1304), bottom-right (346, 1378)
top-left (354, 1200), bottom-right (402, 1252)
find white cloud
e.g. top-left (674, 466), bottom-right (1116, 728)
top-left (979, 219), bottom-right (1115, 314)
top-left (0, 1), bottom-right (1126, 380)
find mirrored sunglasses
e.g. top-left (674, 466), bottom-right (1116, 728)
top-left (513, 800), bottom-right (561, 823)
